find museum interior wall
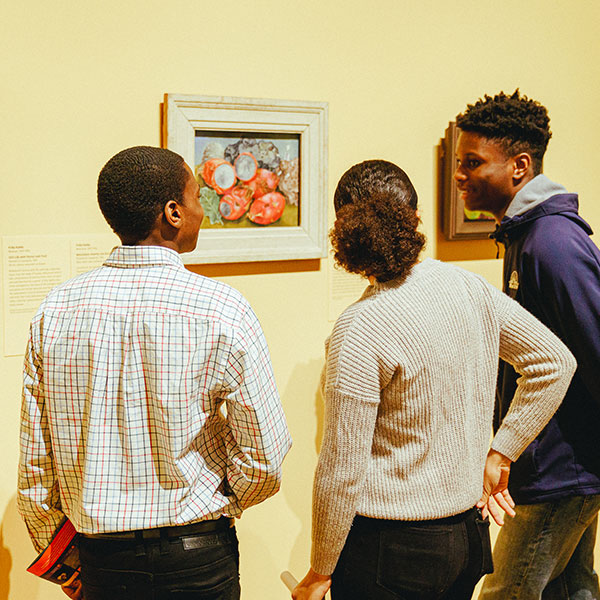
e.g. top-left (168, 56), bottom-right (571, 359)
top-left (1, 1), bottom-right (599, 598)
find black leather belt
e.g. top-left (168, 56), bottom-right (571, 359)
top-left (82, 517), bottom-right (234, 540)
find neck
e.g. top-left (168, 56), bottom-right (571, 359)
top-left (120, 227), bottom-right (183, 253)
top-left (131, 237), bottom-right (180, 252)
top-left (492, 174), bottom-right (536, 223)
top-left (492, 206), bottom-right (509, 224)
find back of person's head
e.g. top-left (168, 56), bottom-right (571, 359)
top-left (331, 160), bottom-right (425, 283)
top-left (98, 146), bottom-right (188, 242)
top-left (456, 89), bottom-right (551, 175)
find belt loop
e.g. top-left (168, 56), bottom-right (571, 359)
top-left (135, 530), bottom-right (146, 557)
top-left (159, 527), bottom-right (169, 555)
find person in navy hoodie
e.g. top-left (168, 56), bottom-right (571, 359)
top-left (454, 90), bottom-right (600, 599)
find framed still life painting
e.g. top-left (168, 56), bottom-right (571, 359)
top-left (162, 94), bottom-right (328, 263)
top-left (440, 121), bottom-right (496, 241)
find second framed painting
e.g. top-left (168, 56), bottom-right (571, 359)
top-left (163, 94), bottom-right (328, 264)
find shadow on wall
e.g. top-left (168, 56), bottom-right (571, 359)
top-left (0, 495), bottom-right (48, 600)
top-left (225, 358), bottom-right (325, 597)
top-left (279, 358), bottom-right (325, 578)
top-left (0, 515), bottom-right (12, 600)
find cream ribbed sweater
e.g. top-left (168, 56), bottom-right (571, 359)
top-left (311, 258), bottom-right (576, 575)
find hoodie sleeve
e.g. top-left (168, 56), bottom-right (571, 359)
top-left (521, 218), bottom-right (600, 402)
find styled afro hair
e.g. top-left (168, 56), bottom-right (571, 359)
top-left (456, 90), bottom-right (551, 174)
top-left (330, 160), bottom-right (425, 283)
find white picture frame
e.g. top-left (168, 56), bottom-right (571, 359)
top-left (163, 94), bottom-right (328, 264)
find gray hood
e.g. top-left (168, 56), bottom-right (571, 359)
top-left (505, 174), bottom-right (568, 219)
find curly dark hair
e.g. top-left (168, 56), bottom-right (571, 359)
top-left (97, 146), bottom-right (188, 241)
top-left (330, 160), bottom-right (426, 283)
top-left (456, 90), bottom-right (551, 175)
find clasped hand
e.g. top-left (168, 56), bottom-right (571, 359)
top-left (292, 568), bottom-right (332, 600)
top-left (61, 574), bottom-right (83, 600)
top-left (477, 448), bottom-right (515, 526)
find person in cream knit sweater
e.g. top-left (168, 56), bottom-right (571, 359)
top-left (292, 160), bottom-right (576, 600)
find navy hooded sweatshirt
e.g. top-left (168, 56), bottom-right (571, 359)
top-left (492, 175), bottom-right (600, 504)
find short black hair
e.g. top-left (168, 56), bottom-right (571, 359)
top-left (456, 90), bottom-right (552, 175)
top-left (97, 146), bottom-right (188, 241)
top-left (330, 160), bottom-right (425, 283)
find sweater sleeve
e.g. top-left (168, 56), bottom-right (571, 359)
top-left (310, 317), bottom-right (388, 575)
top-left (490, 292), bottom-right (577, 461)
top-left (310, 391), bottom-right (379, 575)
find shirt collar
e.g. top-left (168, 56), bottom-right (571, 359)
top-left (103, 245), bottom-right (185, 269)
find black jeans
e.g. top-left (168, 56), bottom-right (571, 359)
top-left (79, 520), bottom-right (240, 599)
top-left (331, 507), bottom-right (493, 600)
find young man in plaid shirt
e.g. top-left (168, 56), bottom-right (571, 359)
top-left (18, 146), bottom-right (292, 599)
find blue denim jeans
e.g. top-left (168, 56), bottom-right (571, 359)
top-left (331, 507), bottom-right (493, 599)
top-left (479, 495), bottom-right (600, 600)
top-left (79, 523), bottom-right (240, 599)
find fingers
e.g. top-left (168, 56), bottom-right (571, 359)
top-left (480, 503), bottom-right (489, 520)
top-left (501, 488), bottom-right (516, 509)
top-left (61, 582), bottom-right (83, 600)
top-left (292, 569), bottom-right (331, 600)
top-left (486, 496), bottom-right (505, 526)
top-left (490, 495), bottom-right (509, 523)
top-left (484, 491), bottom-right (517, 527)
top-left (496, 490), bottom-right (516, 517)
top-left (63, 576), bottom-right (83, 600)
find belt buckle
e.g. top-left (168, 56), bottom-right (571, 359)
top-left (181, 531), bottom-right (228, 551)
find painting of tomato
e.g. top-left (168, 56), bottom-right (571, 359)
top-left (247, 168), bottom-right (279, 199)
top-left (248, 192), bottom-right (286, 225)
top-left (194, 131), bottom-right (300, 230)
top-left (219, 185), bottom-right (253, 221)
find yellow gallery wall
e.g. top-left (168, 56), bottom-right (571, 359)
top-left (2, 1), bottom-right (600, 598)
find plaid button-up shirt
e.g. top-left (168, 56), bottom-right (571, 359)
top-left (18, 245), bottom-right (291, 551)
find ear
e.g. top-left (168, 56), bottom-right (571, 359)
top-left (512, 153), bottom-right (532, 183)
top-left (414, 208), bottom-right (422, 229)
top-left (163, 200), bottom-right (183, 229)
